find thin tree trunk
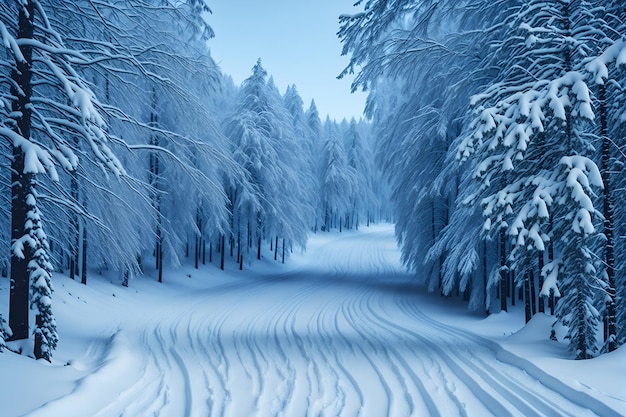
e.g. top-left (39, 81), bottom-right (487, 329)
top-left (500, 229), bottom-right (507, 312)
top-left (220, 234), bottom-right (225, 270)
top-left (529, 269), bottom-right (536, 316)
top-left (548, 225), bottom-right (555, 315)
top-left (202, 238), bottom-right (206, 265)
top-left (538, 251), bottom-right (545, 313)
top-left (524, 274), bottom-right (531, 323)
top-left (237, 231), bottom-right (241, 265)
top-left (483, 240), bottom-right (489, 316)
top-left (81, 218), bottom-right (87, 285)
top-left (600, 83), bottom-right (617, 352)
top-left (122, 269), bottom-right (129, 288)
top-left (195, 234), bottom-right (199, 269)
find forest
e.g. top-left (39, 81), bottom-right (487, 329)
top-left (339, 0), bottom-right (626, 360)
top-left (0, 0), bottom-right (387, 362)
top-left (1, 0), bottom-right (625, 365)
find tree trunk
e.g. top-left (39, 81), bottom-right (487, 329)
top-left (237, 231), bottom-right (241, 265)
top-left (599, 83), bottom-right (617, 352)
top-left (81, 219), bottom-right (87, 285)
top-left (220, 234), bottom-right (225, 270)
top-left (483, 240), bottom-right (489, 316)
top-left (499, 229), bottom-right (507, 312)
top-left (538, 251), bottom-right (545, 313)
top-left (524, 273), bottom-right (532, 323)
top-left (529, 269), bottom-right (536, 316)
top-left (9, 0), bottom-right (35, 342)
top-left (202, 238), bottom-right (206, 265)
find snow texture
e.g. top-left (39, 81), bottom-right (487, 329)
top-left (0, 225), bottom-right (624, 417)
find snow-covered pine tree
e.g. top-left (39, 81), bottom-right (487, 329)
top-left (339, 0), bottom-right (514, 300)
top-left (305, 100), bottom-right (324, 231)
top-left (344, 118), bottom-right (375, 230)
top-left (585, 2), bottom-right (626, 352)
top-left (320, 121), bottom-right (353, 232)
top-left (586, 16), bottom-right (626, 350)
top-left (224, 60), bottom-right (311, 264)
top-left (459, 0), bottom-right (604, 358)
top-left (283, 85), bottom-right (317, 235)
top-left (63, 0), bottom-right (231, 284)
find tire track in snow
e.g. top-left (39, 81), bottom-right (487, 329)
top-left (25, 225), bottom-right (621, 417)
top-left (394, 296), bottom-right (616, 416)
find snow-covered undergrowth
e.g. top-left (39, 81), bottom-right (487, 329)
top-left (0, 224), bottom-right (624, 416)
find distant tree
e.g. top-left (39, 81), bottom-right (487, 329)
top-left (344, 119), bottom-right (375, 230)
top-left (320, 122), bottom-right (353, 232)
top-left (305, 100), bottom-right (324, 231)
top-left (224, 60), bottom-right (310, 264)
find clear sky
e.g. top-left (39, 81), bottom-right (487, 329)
top-left (206, 0), bottom-right (367, 122)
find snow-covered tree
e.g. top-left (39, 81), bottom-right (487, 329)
top-left (224, 60), bottom-right (311, 265)
top-left (320, 121), bottom-right (353, 232)
top-left (458, 0), bottom-right (605, 358)
top-left (344, 118), bottom-right (375, 230)
top-left (1, 0), bottom-right (126, 359)
top-left (305, 100), bottom-right (324, 231)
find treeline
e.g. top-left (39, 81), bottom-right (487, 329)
top-left (339, 0), bottom-right (626, 359)
top-left (0, 1), bottom-right (387, 360)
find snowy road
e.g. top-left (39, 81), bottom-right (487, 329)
top-left (23, 226), bottom-right (620, 417)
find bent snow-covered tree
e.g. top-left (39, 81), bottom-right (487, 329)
top-left (0, 0), bottom-right (126, 360)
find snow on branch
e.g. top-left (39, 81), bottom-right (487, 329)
top-left (586, 38), bottom-right (626, 85)
top-left (459, 71), bottom-right (594, 172)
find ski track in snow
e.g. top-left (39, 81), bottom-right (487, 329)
top-left (22, 226), bottom-right (621, 417)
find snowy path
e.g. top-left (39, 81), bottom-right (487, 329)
top-left (22, 226), bottom-right (620, 417)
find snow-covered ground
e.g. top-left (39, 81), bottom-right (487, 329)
top-left (0, 224), bottom-right (624, 416)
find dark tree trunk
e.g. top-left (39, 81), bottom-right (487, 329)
top-left (483, 240), bottom-right (489, 316)
top-left (237, 231), bottom-right (241, 265)
top-left (599, 83), bottom-right (617, 352)
top-left (194, 234), bottom-right (199, 269)
top-left (70, 136), bottom-right (80, 280)
top-left (499, 229), bottom-right (507, 312)
top-left (538, 251), bottom-right (545, 313)
top-left (529, 269), bottom-right (536, 316)
top-left (282, 239), bottom-right (285, 264)
top-left (149, 88), bottom-right (163, 283)
top-left (202, 238), bottom-right (206, 265)
top-left (122, 269), bottom-right (129, 288)
top-left (274, 236), bottom-right (278, 261)
top-left (157, 238), bottom-right (163, 283)
top-left (257, 237), bottom-right (261, 260)
top-left (81, 220), bottom-right (87, 285)
top-left (511, 269), bottom-right (516, 307)
top-left (524, 273), bottom-right (532, 323)
top-left (9, 0), bottom-right (35, 342)
top-left (220, 234), bottom-right (225, 270)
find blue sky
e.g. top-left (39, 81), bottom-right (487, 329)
top-left (207, 0), bottom-right (366, 122)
